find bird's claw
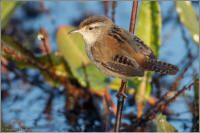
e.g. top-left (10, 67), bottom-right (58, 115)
top-left (116, 91), bottom-right (128, 98)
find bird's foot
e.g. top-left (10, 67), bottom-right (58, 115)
top-left (116, 91), bottom-right (128, 99)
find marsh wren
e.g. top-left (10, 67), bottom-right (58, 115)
top-left (69, 16), bottom-right (179, 80)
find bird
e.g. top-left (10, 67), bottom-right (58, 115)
top-left (69, 16), bottom-right (179, 81)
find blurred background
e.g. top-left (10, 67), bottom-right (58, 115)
top-left (1, 1), bottom-right (199, 132)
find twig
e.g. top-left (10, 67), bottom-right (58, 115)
top-left (114, 80), bottom-right (127, 132)
top-left (112, 1), bottom-right (117, 22)
top-left (114, 1), bottom-right (138, 132)
top-left (2, 40), bottom-right (71, 86)
top-left (129, 1), bottom-right (138, 33)
top-left (170, 18), bottom-right (198, 91)
top-left (38, 29), bottom-right (53, 66)
top-left (103, 95), bottom-right (112, 131)
top-left (139, 81), bottom-right (195, 127)
top-left (1, 56), bottom-right (8, 77)
top-left (104, 1), bottom-right (109, 17)
top-left (192, 74), bottom-right (199, 132)
top-left (39, 2), bottom-right (55, 24)
top-left (123, 81), bottom-right (195, 131)
top-left (16, 120), bottom-right (30, 132)
top-left (43, 93), bottom-right (54, 121)
top-left (149, 82), bottom-right (194, 119)
top-left (104, 89), bottom-right (117, 115)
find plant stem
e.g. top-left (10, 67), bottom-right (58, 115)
top-left (129, 1), bottom-right (138, 33)
top-left (114, 1), bottom-right (138, 132)
top-left (114, 80), bottom-right (127, 132)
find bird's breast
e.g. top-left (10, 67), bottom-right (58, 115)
top-left (85, 43), bottom-right (100, 65)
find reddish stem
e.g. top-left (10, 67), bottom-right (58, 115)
top-left (129, 1), bottom-right (138, 33)
top-left (114, 1), bottom-right (138, 132)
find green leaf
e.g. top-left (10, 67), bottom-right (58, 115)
top-left (2, 34), bottom-right (73, 88)
top-left (135, 1), bottom-right (162, 117)
top-left (109, 78), bottom-right (122, 91)
top-left (2, 35), bottom-right (36, 61)
top-left (56, 25), bottom-right (90, 69)
top-left (2, 44), bottom-right (71, 87)
top-left (154, 114), bottom-right (178, 132)
top-left (1, 1), bottom-right (23, 28)
top-left (136, 1), bottom-right (161, 56)
top-left (76, 64), bottom-right (110, 91)
top-left (176, 1), bottom-right (199, 45)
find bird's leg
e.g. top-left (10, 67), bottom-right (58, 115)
top-left (116, 80), bottom-right (128, 98)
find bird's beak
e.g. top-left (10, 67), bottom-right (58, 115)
top-left (68, 29), bottom-right (79, 34)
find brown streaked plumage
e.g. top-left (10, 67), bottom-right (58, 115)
top-left (69, 16), bottom-right (179, 80)
top-left (79, 16), bottom-right (112, 29)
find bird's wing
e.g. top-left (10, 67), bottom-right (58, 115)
top-left (109, 25), bottom-right (157, 59)
top-left (90, 34), bottom-right (145, 76)
top-left (92, 25), bottom-right (155, 68)
top-left (100, 58), bottom-right (144, 77)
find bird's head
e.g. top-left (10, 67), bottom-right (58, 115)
top-left (69, 16), bottom-right (113, 45)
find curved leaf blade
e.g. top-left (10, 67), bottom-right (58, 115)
top-left (56, 25), bottom-right (90, 69)
top-left (155, 114), bottom-right (178, 132)
top-left (136, 1), bottom-right (161, 56)
top-left (1, 1), bottom-right (22, 28)
top-left (135, 1), bottom-right (162, 117)
top-left (176, 1), bottom-right (199, 45)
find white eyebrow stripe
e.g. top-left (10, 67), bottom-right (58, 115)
top-left (89, 22), bottom-right (106, 27)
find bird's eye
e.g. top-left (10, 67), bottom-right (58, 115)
top-left (89, 27), bottom-right (94, 30)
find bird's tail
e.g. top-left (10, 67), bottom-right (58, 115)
top-left (144, 59), bottom-right (179, 75)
